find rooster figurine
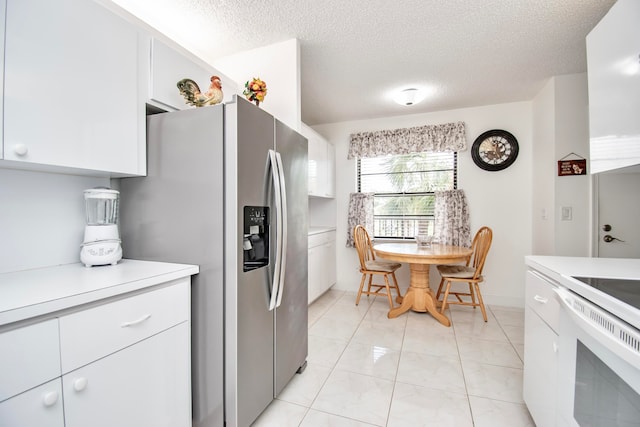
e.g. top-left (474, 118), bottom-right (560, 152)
top-left (177, 75), bottom-right (224, 107)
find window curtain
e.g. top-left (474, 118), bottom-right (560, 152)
top-left (348, 121), bottom-right (466, 159)
top-left (434, 189), bottom-right (471, 247)
top-left (346, 192), bottom-right (374, 247)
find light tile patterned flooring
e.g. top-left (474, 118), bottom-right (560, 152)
top-left (253, 290), bottom-right (536, 427)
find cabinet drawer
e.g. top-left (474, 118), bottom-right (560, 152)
top-left (525, 270), bottom-right (560, 333)
top-left (308, 230), bottom-right (336, 248)
top-left (0, 319), bottom-right (61, 402)
top-left (59, 279), bottom-right (190, 373)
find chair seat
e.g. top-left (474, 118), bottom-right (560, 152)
top-left (437, 264), bottom-right (476, 279)
top-left (364, 260), bottom-right (401, 272)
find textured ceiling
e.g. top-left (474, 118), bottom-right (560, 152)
top-left (112, 0), bottom-right (616, 125)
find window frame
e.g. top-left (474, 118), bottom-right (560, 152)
top-left (357, 151), bottom-right (458, 240)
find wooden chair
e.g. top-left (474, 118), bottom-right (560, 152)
top-left (435, 226), bottom-right (493, 321)
top-left (353, 225), bottom-right (403, 308)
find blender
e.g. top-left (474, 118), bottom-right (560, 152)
top-left (80, 187), bottom-right (123, 267)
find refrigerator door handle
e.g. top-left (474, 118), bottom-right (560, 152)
top-left (268, 149), bottom-right (283, 311)
top-left (274, 151), bottom-right (288, 308)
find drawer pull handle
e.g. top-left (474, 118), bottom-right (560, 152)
top-left (120, 313), bottom-right (152, 328)
top-left (73, 377), bottom-right (88, 392)
top-left (533, 295), bottom-right (548, 304)
top-left (43, 391), bottom-right (59, 407)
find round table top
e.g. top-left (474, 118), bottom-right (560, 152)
top-left (374, 242), bottom-right (473, 265)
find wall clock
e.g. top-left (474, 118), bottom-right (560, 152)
top-left (471, 129), bottom-right (519, 171)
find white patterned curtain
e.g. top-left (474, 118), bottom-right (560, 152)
top-left (346, 193), bottom-right (374, 247)
top-left (434, 189), bottom-right (471, 247)
top-left (348, 121), bottom-right (466, 159)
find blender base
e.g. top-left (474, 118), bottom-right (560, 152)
top-left (80, 242), bottom-right (122, 267)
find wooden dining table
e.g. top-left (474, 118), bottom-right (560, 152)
top-left (373, 242), bottom-right (473, 327)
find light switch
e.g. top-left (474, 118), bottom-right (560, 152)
top-left (561, 206), bottom-right (572, 221)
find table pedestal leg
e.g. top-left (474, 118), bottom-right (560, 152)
top-left (387, 264), bottom-right (451, 327)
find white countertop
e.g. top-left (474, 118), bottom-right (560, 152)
top-left (526, 255), bottom-right (640, 329)
top-left (525, 256), bottom-right (640, 280)
top-left (308, 226), bottom-right (336, 235)
top-left (0, 259), bottom-right (199, 327)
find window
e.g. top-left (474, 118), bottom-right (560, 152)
top-left (357, 152), bottom-right (457, 239)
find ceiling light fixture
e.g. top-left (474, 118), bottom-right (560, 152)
top-left (394, 88), bottom-right (425, 106)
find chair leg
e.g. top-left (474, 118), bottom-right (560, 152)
top-left (436, 277), bottom-right (445, 300)
top-left (356, 273), bottom-right (367, 305)
top-left (390, 272), bottom-right (402, 298)
top-left (367, 274), bottom-right (373, 295)
top-left (440, 280), bottom-right (452, 315)
top-left (474, 283), bottom-right (488, 322)
top-left (383, 274), bottom-right (394, 308)
top-left (468, 282), bottom-right (477, 309)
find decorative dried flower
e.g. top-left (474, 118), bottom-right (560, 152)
top-left (243, 77), bottom-right (267, 104)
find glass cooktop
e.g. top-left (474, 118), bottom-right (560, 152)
top-left (572, 277), bottom-right (640, 311)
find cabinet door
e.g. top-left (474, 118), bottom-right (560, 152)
top-left (63, 322), bottom-right (191, 427)
top-left (587, 0), bottom-right (640, 173)
top-left (325, 235), bottom-right (336, 288)
top-left (0, 318), bottom-right (60, 402)
top-left (308, 137), bottom-right (327, 197)
top-left (0, 379), bottom-right (64, 427)
top-left (3, 0), bottom-right (143, 175)
top-left (325, 142), bottom-right (336, 198)
top-left (308, 245), bottom-right (324, 304)
top-left (523, 305), bottom-right (558, 427)
top-left (149, 38), bottom-right (234, 111)
top-left (0, 0), bottom-right (5, 160)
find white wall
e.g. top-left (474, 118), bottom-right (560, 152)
top-left (553, 74), bottom-right (591, 256)
top-left (0, 168), bottom-right (108, 273)
top-left (531, 79), bottom-right (556, 255)
top-left (531, 73), bottom-right (591, 257)
top-left (314, 101), bottom-right (533, 308)
top-left (213, 39), bottom-right (301, 132)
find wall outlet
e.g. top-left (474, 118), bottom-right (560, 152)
top-left (561, 206), bottom-right (572, 221)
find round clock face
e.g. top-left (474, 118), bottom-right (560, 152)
top-left (471, 129), bottom-right (519, 171)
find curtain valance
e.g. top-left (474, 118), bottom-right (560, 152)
top-left (348, 121), bottom-right (466, 160)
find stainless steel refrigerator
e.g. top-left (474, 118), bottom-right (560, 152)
top-left (118, 96), bottom-right (308, 427)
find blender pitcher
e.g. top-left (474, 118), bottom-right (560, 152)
top-left (80, 187), bottom-right (122, 267)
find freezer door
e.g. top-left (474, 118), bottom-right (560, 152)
top-left (274, 119), bottom-right (309, 396)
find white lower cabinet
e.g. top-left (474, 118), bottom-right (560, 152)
top-left (62, 322), bottom-right (190, 427)
top-left (523, 270), bottom-right (559, 427)
top-left (308, 230), bottom-right (336, 304)
top-left (0, 379), bottom-right (64, 427)
top-left (0, 278), bottom-right (191, 427)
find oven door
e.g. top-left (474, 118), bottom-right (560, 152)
top-left (555, 287), bottom-right (640, 427)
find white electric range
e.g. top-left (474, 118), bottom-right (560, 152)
top-left (526, 256), bottom-right (640, 427)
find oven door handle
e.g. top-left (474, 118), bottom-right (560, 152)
top-left (553, 286), bottom-right (640, 368)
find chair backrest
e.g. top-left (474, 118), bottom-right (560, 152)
top-left (353, 225), bottom-right (375, 271)
top-left (468, 226), bottom-right (493, 279)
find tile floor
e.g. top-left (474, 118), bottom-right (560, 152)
top-left (253, 290), bottom-right (536, 427)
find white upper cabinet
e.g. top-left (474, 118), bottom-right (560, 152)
top-left (302, 123), bottom-right (335, 198)
top-left (2, 0), bottom-right (145, 176)
top-left (148, 38), bottom-right (236, 111)
top-left (0, 0), bottom-right (5, 161)
top-left (587, 0), bottom-right (640, 173)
